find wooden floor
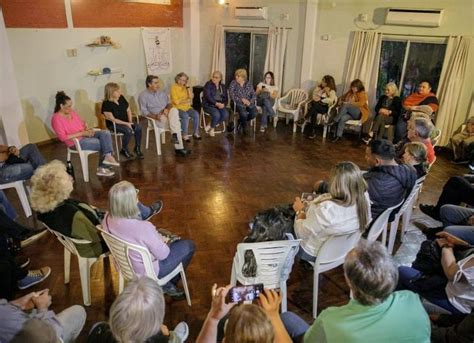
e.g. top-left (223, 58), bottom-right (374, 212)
top-left (11, 121), bottom-right (465, 342)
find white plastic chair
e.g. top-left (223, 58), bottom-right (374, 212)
top-left (231, 101), bottom-right (257, 133)
top-left (44, 224), bottom-right (109, 306)
top-left (144, 117), bottom-right (170, 156)
top-left (230, 236), bottom-right (301, 313)
top-left (67, 138), bottom-right (99, 182)
top-left (399, 176), bottom-right (426, 243)
top-left (276, 89), bottom-right (308, 132)
top-left (301, 97), bottom-right (338, 139)
top-left (367, 200), bottom-right (404, 244)
top-left (97, 226), bottom-right (192, 306)
top-left (0, 180), bottom-right (32, 218)
top-left (387, 177), bottom-right (425, 254)
top-left (307, 230), bottom-right (361, 319)
top-left (200, 93), bottom-right (226, 134)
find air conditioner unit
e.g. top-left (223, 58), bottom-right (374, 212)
top-left (385, 8), bottom-right (444, 27)
top-left (235, 7), bottom-right (268, 20)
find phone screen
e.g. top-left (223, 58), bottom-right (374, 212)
top-left (227, 284), bottom-right (264, 303)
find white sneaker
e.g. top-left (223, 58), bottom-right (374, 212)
top-left (209, 128), bottom-right (215, 137)
top-left (103, 156), bottom-right (120, 167)
top-left (260, 127), bottom-right (266, 133)
top-left (96, 167), bottom-right (115, 177)
top-left (173, 322), bottom-right (189, 342)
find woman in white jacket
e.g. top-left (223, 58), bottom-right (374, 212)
top-left (292, 161), bottom-right (371, 262)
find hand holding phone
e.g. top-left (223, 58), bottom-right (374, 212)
top-left (301, 192), bottom-right (316, 202)
top-left (208, 284), bottom-right (236, 321)
top-left (226, 283), bottom-right (264, 303)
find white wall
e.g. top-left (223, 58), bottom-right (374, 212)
top-left (7, 27), bottom-right (185, 143)
top-left (198, 0), bottom-right (306, 92)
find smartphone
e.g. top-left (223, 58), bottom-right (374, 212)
top-left (227, 283), bottom-right (264, 303)
top-left (301, 192), bottom-right (316, 202)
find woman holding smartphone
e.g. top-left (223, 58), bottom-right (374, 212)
top-left (170, 72), bottom-right (201, 141)
top-left (256, 71), bottom-right (279, 132)
top-left (292, 161), bottom-right (371, 262)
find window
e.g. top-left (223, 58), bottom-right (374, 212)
top-left (225, 31), bottom-right (268, 87)
top-left (376, 39), bottom-right (447, 99)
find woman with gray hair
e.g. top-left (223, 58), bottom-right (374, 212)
top-left (87, 276), bottom-right (189, 342)
top-left (170, 72), bottom-right (201, 141)
top-left (279, 240), bottom-right (431, 342)
top-left (103, 181), bottom-right (195, 300)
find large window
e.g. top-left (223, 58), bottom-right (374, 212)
top-left (376, 39), bottom-right (447, 99)
top-left (225, 31), bottom-right (268, 87)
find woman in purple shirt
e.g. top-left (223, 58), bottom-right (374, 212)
top-left (103, 181), bottom-right (195, 300)
top-left (228, 69), bottom-right (257, 134)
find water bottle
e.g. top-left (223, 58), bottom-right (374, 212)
top-left (66, 160), bottom-right (75, 180)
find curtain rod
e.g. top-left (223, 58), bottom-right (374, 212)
top-left (223, 25), bottom-right (292, 30)
top-left (382, 32), bottom-right (449, 38)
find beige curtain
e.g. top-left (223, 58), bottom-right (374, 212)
top-left (343, 31), bottom-right (382, 107)
top-left (435, 36), bottom-right (472, 146)
top-left (264, 27), bottom-right (289, 95)
top-left (211, 24), bottom-right (226, 81)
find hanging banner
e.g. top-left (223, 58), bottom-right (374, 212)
top-left (141, 27), bottom-right (172, 75)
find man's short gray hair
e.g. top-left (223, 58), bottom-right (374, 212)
top-left (110, 277), bottom-right (165, 343)
top-left (344, 240), bottom-right (398, 306)
top-left (108, 181), bottom-right (140, 219)
top-left (414, 117), bottom-right (432, 139)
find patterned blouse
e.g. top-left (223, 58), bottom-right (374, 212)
top-left (229, 80), bottom-right (256, 106)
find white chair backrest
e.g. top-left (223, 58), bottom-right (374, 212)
top-left (44, 224), bottom-right (92, 257)
top-left (315, 230), bottom-right (361, 272)
top-left (397, 180), bottom-right (424, 217)
top-left (234, 239), bottom-right (301, 288)
top-left (367, 199), bottom-right (404, 242)
top-left (286, 89), bottom-right (308, 106)
top-left (97, 226), bottom-right (158, 282)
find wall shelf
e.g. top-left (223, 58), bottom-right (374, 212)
top-left (86, 43), bottom-right (113, 48)
top-left (87, 69), bottom-right (123, 80)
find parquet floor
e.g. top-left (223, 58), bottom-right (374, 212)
top-left (9, 121), bottom-right (465, 342)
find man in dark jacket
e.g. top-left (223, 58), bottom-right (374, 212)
top-left (364, 139), bottom-right (417, 219)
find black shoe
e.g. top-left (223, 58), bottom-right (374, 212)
top-left (163, 283), bottom-right (185, 300)
top-left (120, 149), bottom-right (133, 159)
top-left (134, 147), bottom-right (144, 159)
top-left (171, 133), bottom-right (179, 144)
top-left (144, 200), bottom-right (163, 221)
top-left (450, 159), bottom-right (469, 165)
top-left (307, 132), bottom-right (316, 139)
top-left (16, 256), bottom-right (30, 269)
top-left (419, 204), bottom-right (440, 220)
top-left (361, 136), bottom-right (372, 145)
top-left (332, 136), bottom-right (341, 143)
top-left (175, 149), bottom-right (191, 157)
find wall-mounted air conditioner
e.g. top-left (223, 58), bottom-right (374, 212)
top-left (385, 8), bottom-right (444, 27)
top-left (235, 7), bottom-right (268, 20)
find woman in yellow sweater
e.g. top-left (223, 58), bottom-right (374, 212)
top-left (331, 79), bottom-right (369, 142)
top-left (170, 72), bottom-right (201, 141)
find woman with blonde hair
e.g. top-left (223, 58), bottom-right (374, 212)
top-left (196, 285), bottom-right (291, 343)
top-left (363, 82), bottom-right (402, 143)
top-left (228, 69), bottom-right (257, 134)
top-left (292, 161), bottom-right (371, 262)
top-left (170, 72), bottom-right (201, 141)
top-left (401, 142), bottom-right (428, 178)
top-left (102, 82), bottom-right (143, 160)
top-left (202, 71), bottom-right (229, 136)
top-left (103, 181), bottom-right (195, 299)
top-left (30, 161), bottom-right (163, 258)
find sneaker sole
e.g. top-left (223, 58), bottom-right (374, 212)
top-left (21, 230), bottom-right (48, 248)
top-left (18, 268), bottom-right (51, 290)
top-left (144, 203), bottom-right (163, 221)
top-left (103, 160), bottom-right (120, 167)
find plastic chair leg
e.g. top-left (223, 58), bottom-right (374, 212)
top-left (280, 281), bottom-right (287, 313)
top-left (118, 272), bottom-right (124, 294)
top-left (64, 248), bottom-right (71, 284)
top-left (145, 127), bottom-right (151, 149)
top-left (313, 269), bottom-right (320, 319)
top-left (78, 257), bottom-right (94, 306)
top-left (78, 153), bottom-right (89, 182)
top-left (180, 267), bottom-right (192, 307)
top-left (15, 182), bottom-right (32, 218)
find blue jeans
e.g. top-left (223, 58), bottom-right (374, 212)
top-left (236, 104), bottom-right (257, 129)
top-left (112, 123), bottom-right (142, 151)
top-left (297, 247), bottom-right (316, 262)
top-left (258, 97), bottom-right (275, 128)
top-left (440, 205), bottom-right (474, 227)
top-left (137, 202), bottom-right (152, 220)
top-left (75, 131), bottom-right (114, 167)
top-left (0, 191), bottom-right (16, 220)
top-left (179, 109), bottom-right (200, 135)
top-left (394, 117), bottom-right (408, 144)
top-left (334, 103), bottom-right (361, 137)
top-left (444, 226), bottom-right (474, 245)
top-left (203, 106), bottom-right (229, 128)
top-left (0, 144), bottom-right (46, 184)
top-left (158, 239), bottom-right (195, 285)
top-left (281, 312), bottom-right (310, 341)
top-left (397, 266), bottom-right (462, 314)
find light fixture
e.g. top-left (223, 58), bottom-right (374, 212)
top-left (218, 0), bottom-right (229, 6)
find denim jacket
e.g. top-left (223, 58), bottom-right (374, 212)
top-left (203, 81), bottom-right (228, 108)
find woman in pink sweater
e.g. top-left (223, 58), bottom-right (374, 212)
top-left (103, 181), bottom-right (195, 300)
top-left (51, 91), bottom-right (119, 177)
